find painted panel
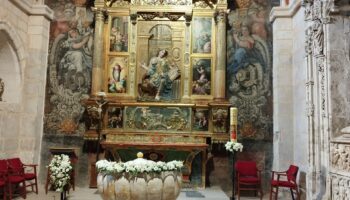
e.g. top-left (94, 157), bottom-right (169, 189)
top-left (193, 109), bottom-right (209, 131)
top-left (107, 57), bottom-right (128, 93)
top-left (192, 58), bottom-right (211, 95)
top-left (109, 16), bottom-right (129, 52)
top-left (107, 107), bottom-right (123, 129)
top-left (192, 17), bottom-right (212, 54)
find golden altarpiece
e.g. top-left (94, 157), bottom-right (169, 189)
top-left (84, 0), bottom-right (230, 187)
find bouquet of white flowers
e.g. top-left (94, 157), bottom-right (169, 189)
top-left (225, 141), bottom-right (244, 152)
top-left (48, 154), bottom-right (73, 192)
top-left (96, 158), bottom-right (183, 176)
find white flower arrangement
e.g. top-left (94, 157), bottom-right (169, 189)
top-left (48, 154), bottom-right (73, 192)
top-left (96, 158), bottom-right (183, 176)
top-left (225, 141), bottom-right (244, 152)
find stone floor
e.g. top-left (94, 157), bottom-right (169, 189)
top-left (13, 185), bottom-right (272, 200)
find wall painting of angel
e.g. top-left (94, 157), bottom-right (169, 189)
top-left (107, 57), bottom-right (128, 93)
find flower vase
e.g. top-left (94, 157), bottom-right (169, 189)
top-left (162, 171), bottom-right (176, 200)
top-left (130, 174), bottom-right (147, 200)
top-left (146, 173), bottom-right (163, 199)
top-left (174, 170), bottom-right (182, 197)
top-left (114, 174), bottom-right (131, 200)
top-left (102, 175), bottom-right (115, 200)
top-left (97, 173), bottom-right (105, 194)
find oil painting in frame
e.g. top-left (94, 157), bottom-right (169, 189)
top-left (107, 56), bottom-right (128, 94)
top-left (109, 16), bottom-right (128, 52)
top-left (192, 17), bottom-right (212, 54)
top-left (193, 108), bottom-right (209, 131)
top-left (107, 107), bottom-right (123, 129)
top-left (192, 58), bottom-right (211, 95)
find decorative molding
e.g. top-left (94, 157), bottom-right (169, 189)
top-left (137, 12), bottom-right (188, 21)
top-left (9, 0), bottom-right (54, 20)
top-left (269, 0), bottom-right (302, 22)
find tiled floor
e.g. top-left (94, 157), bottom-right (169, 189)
top-left (20, 185), bottom-right (270, 200)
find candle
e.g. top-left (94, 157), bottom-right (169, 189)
top-left (230, 129), bottom-right (237, 142)
top-left (230, 107), bottom-right (238, 142)
top-left (230, 107), bottom-right (238, 125)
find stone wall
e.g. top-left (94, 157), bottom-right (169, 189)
top-left (0, 0), bottom-right (53, 166)
top-left (270, 0), bottom-right (308, 197)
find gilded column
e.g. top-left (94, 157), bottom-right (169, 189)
top-left (91, 8), bottom-right (105, 95)
top-left (214, 10), bottom-right (226, 101)
top-left (182, 12), bottom-right (192, 102)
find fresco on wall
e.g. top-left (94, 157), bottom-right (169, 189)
top-left (226, 0), bottom-right (272, 140)
top-left (44, 0), bottom-right (94, 134)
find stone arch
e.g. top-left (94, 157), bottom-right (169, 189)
top-left (0, 21), bottom-right (26, 103)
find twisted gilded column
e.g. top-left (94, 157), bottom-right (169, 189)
top-left (214, 10), bottom-right (226, 101)
top-left (91, 8), bottom-right (105, 95)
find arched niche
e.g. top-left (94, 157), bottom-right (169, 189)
top-left (0, 30), bottom-right (21, 103)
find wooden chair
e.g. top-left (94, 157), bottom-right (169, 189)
top-left (270, 165), bottom-right (300, 200)
top-left (235, 161), bottom-right (263, 200)
top-left (0, 159), bottom-right (26, 200)
top-left (7, 158), bottom-right (38, 194)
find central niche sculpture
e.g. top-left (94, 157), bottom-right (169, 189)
top-left (137, 23), bottom-right (182, 102)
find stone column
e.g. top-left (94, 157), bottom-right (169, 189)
top-left (214, 10), bottom-right (226, 101)
top-left (91, 8), bottom-right (105, 95)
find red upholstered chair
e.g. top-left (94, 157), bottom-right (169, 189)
top-left (270, 165), bottom-right (300, 200)
top-left (7, 158), bottom-right (38, 194)
top-left (0, 160), bottom-right (8, 200)
top-left (235, 161), bottom-right (263, 200)
top-left (0, 159), bottom-right (26, 200)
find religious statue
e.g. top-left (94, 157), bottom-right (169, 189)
top-left (138, 49), bottom-right (180, 101)
top-left (0, 78), bottom-right (4, 101)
